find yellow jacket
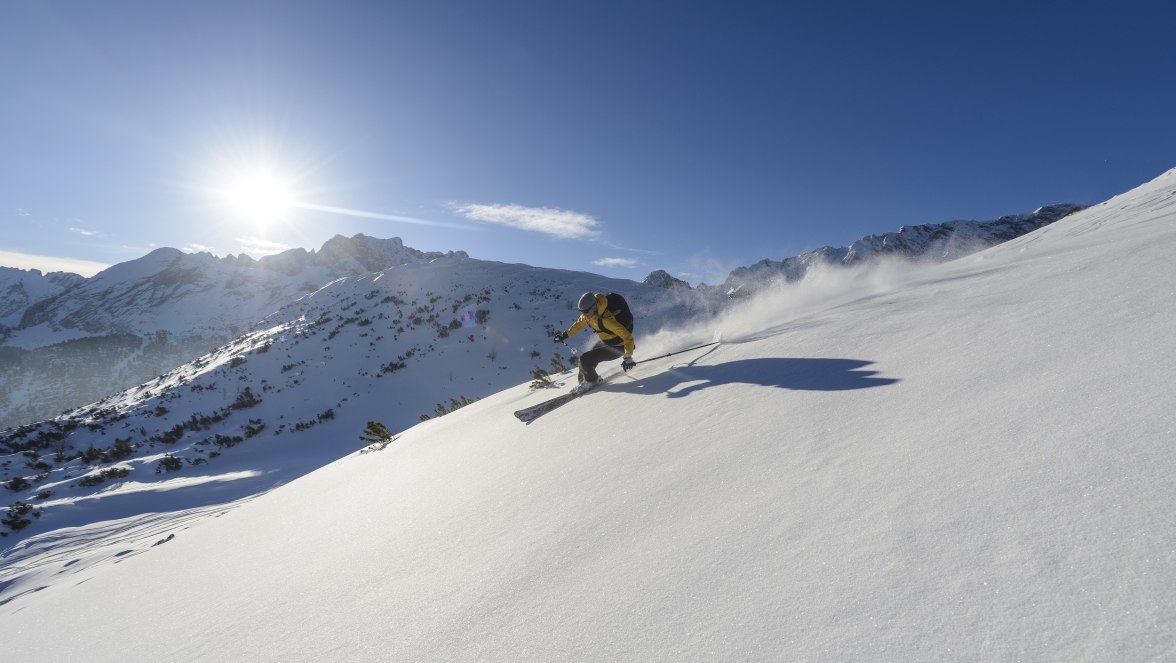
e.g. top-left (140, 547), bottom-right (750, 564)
top-left (564, 293), bottom-right (635, 356)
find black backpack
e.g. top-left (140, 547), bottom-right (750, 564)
top-left (604, 292), bottom-right (635, 332)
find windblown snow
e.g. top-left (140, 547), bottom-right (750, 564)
top-left (2, 168), bottom-right (1174, 661)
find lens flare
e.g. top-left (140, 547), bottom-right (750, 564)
top-left (222, 168), bottom-right (295, 223)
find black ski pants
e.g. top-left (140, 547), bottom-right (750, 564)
top-left (578, 341), bottom-right (624, 382)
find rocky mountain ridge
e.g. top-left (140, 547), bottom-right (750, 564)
top-left (5, 235), bottom-right (469, 344)
top-left (719, 203), bottom-right (1084, 294)
top-left (0, 203), bottom-right (1080, 429)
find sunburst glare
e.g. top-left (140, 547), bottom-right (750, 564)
top-left (219, 166), bottom-right (296, 225)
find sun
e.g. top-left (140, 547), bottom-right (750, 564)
top-left (220, 167), bottom-right (296, 224)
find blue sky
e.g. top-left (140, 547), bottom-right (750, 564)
top-left (3, 1), bottom-right (1174, 284)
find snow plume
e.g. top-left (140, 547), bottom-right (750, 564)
top-left (630, 259), bottom-right (914, 362)
top-left (697, 257), bottom-right (919, 347)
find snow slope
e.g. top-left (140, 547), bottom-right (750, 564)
top-left (2, 168), bottom-right (1174, 660)
top-left (0, 258), bottom-right (706, 546)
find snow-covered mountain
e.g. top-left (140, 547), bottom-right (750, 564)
top-left (1, 166), bottom-right (1172, 661)
top-left (0, 267), bottom-right (85, 328)
top-left (0, 203), bottom-right (1081, 430)
top-left (720, 203), bottom-right (1084, 295)
top-left (0, 235), bottom-right (471, 429)
top-left (643, 268), bottom-right (692, 289)
top-left (8, 235), bottom-right (470, 342)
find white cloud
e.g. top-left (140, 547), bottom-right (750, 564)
top-left (235, 237), bottom-right (292, 257)
top-left (592, 257), bottom-right (638, 269)
top-left (0, 250), bottom-right (109, 277)
top-left (450, 203), bottom-right (601, 239)
top-left (183, 244), bottom-right (217, 254)
top-left (16, 208), bottom-right (32, 217)
top-left (69, 227), bottom-right (100, 237)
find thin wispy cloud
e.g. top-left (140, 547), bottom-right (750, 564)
top-left (450, 203), bottom-right (601, 240)
top-left (592, 257), bottom-right (638, 269)
top-left (70, 227), bottom-right (100, 237)
top-left (16, 208), bottom-right (32, 217)
top-left (235, 237), bottom-right (292, 257)
top-left (294, 202), bottom-right (473, 230)
top-left (183, 244), bottom-right (217, 254)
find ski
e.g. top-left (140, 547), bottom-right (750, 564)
top-left (514, 379), bottom-right (604, 423)
top-left (513, 391), bottom-right (583, 423)
top-left (513, 342), bottom-right (716, 423)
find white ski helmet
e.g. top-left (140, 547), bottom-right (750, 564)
top-left (577, 292), bottom-right (597, 314)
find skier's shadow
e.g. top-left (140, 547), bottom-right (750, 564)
top-left (613, 358), bottom-right (898, 398)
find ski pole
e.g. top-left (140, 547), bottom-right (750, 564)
top-left (634, 341), bottom-right (719, 365)
top-left (556, 338), bottom-right (579, 367)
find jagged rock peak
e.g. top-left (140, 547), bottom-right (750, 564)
top-left (643, 269), bottom-right (691, 289)
top-left (0, 267), bottom-right (86, 325)
top-left (724, 246), bottom-right (847, 287)
top-left (842, 203), bottom-right (1085, 264)
top-left (245, 235), bottom-right (468, 276)
top-left (315, 234), bottom-right (469, 271)
top-left (0, 265), bottom-right (86, 285)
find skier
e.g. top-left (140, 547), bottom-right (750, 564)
top-left (553, 292), bottom-right (636, 393)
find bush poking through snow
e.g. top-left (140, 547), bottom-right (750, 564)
top-left (156, 456), bottom-right (184, 474)
top-left (77, 466), bottom-right (132, 487)
top-left (2, 501), bottom-right (39, 532)
top-left (529, 368), bottom-right (555, 390)
top-left (359, 421), bottom-right (396, 452)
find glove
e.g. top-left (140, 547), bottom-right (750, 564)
top-left (553, 331), bottom-right (568, 343)
top-left (622, 355), bottom-right (636, 372)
